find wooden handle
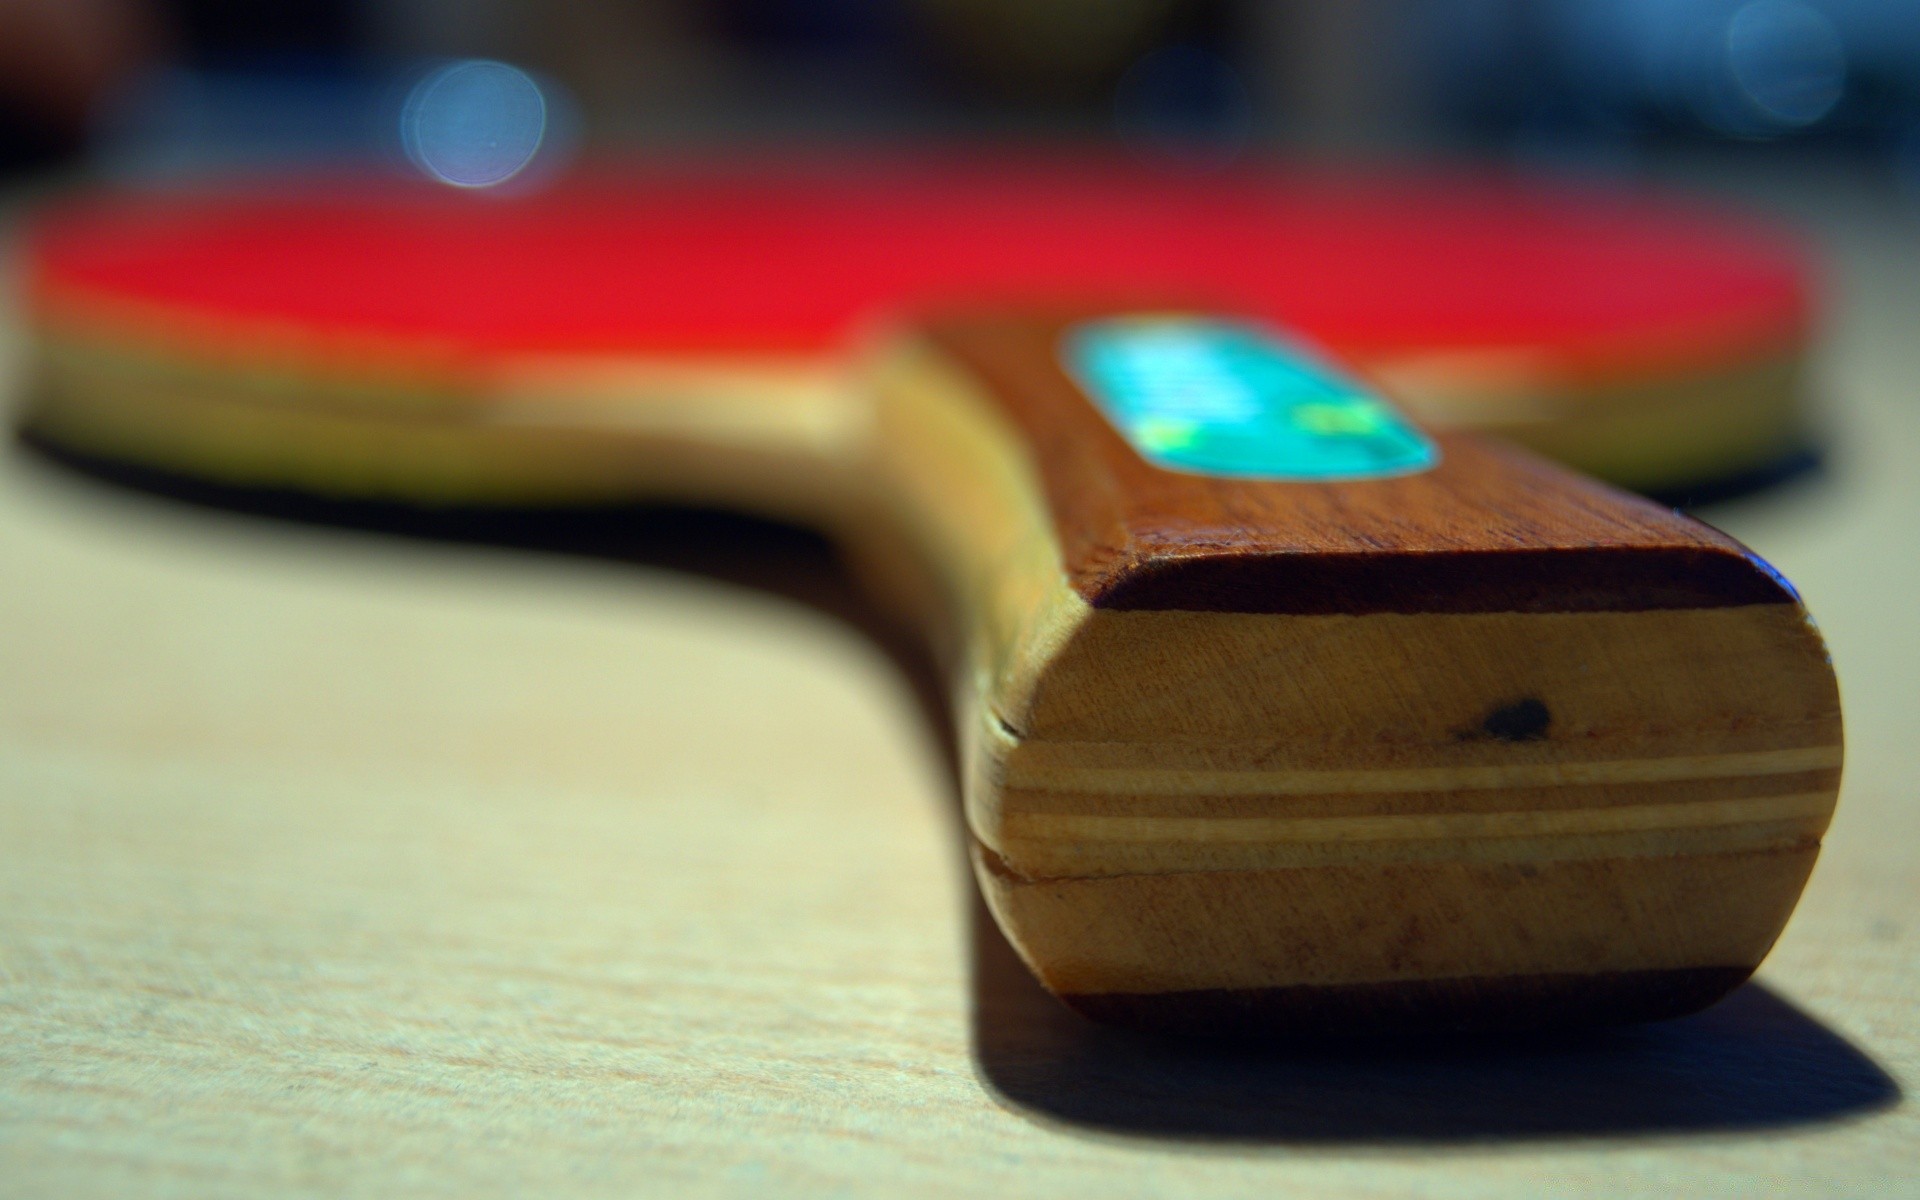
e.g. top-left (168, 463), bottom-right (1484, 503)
top-left (862, 309), bottom-right (1841, 1038)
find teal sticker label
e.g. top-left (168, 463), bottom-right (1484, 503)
top-left (1062, 317), bottom-right (1439, 480)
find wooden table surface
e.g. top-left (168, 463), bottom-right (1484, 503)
top-left (1, 171), bottom-right (1915, 1197)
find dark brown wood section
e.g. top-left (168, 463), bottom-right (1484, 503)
top-left (922, 311), bottom-right (1794, 615)
top-left (1059, 966), bottom-right (1756, 1040)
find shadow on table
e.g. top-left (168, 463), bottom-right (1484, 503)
top-left (20, 435), bottom-right (1900, 1149)
top-left (969, 893), bottom-right (1899, 1145)
top-left (1646, 443), bottom-right (1827, 512)
top-left (13, 433), bottom-right (909, 649)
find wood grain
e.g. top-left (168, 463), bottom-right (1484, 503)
top-left (924, 314), bottom-right (1790, 614)
top-left (870, 310), bottom-right (1841, 1036)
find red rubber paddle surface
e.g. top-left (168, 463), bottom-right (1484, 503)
top-left (27, 158), bottom-right (1809, 383)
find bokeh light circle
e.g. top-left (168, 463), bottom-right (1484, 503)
top-left (401, 60), bottom-right (548, 189)
top-left (1725, 0), bottom-right (1847, 130)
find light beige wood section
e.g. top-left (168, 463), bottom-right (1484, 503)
top-left (29, 334), bottom-right (861, 514)
top-left (989, 812), bottom-right (1825, 878)
top-left (977, 844), bottom-right (1819, 995)
top-left (1017, 605), bottom-right (1837, 750)
top-left (859, 332), bottom-right (1090, 713)
top-left (998, 745), bottom-right (1841, 795)
top-left (1380, 351), bottom-right (1807, 491)
top-left (1004, 790), bottom-right (1835, 839)
top-left (0, 176), bottom-right (1916, 1195)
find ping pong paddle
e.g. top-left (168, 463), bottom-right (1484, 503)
top-left (22, 159), bottom-right (1814, 509)
top-left (14, 162), bottom-right (1842, 1037)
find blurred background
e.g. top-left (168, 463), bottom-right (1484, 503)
top-left (2, 0), bottom-right (1918, 186)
